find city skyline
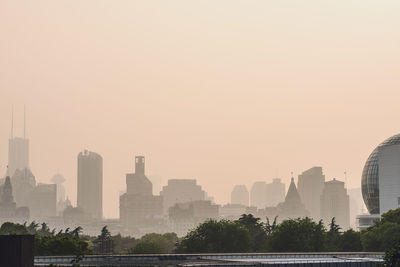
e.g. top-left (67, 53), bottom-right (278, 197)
top-left (2, 0), bottom-right (400, 218)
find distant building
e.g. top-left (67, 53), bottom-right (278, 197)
top-left (250, 181), bottom-right (267, 209)
top-left (8, 138), bottom-right (29, 178)
top-left (0, 176), bottom-right (29, 223)
top-left (276, 177), bottom-right (309, 220)
top-left (219, 204), bottom-right (247, 220)
top-left (265, 178), bottom-right (285, 207)
top-left (231, 185), bottom-right (249, 206)
top-left (77, 150), bottom-right (103, 220)
top-left (320, 178), bottom-right (350, 230)
top-left (160, 179), bottom-right (206, 214)
top-left (11, 168), bottom-right (36, 208)
top-left (51, 173), bottom-right (68, 215)
top-left (119, 156), bottom-right (163, 236)
top-left (297, 167), bottom-right (325, 220)
top-left (169, 200), bottom-right (219, 236)
top-left (29, 183), bottom-right (57, 221)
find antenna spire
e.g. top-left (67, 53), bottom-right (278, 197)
top-left (24, 105), bottom-right (26, 139)
top-left (11, 105), bottom-right (14, 138)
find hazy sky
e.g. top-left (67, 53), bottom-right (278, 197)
top-left (1, 1), bottom-right (400, 218)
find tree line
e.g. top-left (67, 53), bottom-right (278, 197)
top-left (1, 208), bottom-right (400, 259)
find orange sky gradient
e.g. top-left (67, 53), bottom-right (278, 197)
top-left (1, 0), bottom-right (400, 218)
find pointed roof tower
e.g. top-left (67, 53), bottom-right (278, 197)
top-left (285, 177), bottom-right (302, 203)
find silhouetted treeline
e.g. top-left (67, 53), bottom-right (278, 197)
top-left (2, 208), bottom-right (400, 256)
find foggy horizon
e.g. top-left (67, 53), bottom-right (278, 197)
top-left (2, 0), bottom-right (400, 218)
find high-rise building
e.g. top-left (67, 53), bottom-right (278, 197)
top-left (29, 183), bottom-right (57, 220)
top-left (250, 181), bottom-right (267, 208)
top-left (7, 107), bottom-right (29, 177)
top-left (119, 156), bottom-right (163, 235)
top-left (231, 185), bottom-right (249, 206)
top-left (320, 178), bottom-right (350, 230)
top-left (265, 178), bottom-right (286, 207)
top-left (297, 167), bottom-right (325, 220)
top-left (77, 150), bottom-right (103, 220)
top-left (0, 176), bottom-right (29, 223)
top-left (160, 179), bottom-right (206, 213)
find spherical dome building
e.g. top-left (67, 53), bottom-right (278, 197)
top-left (362, 133), bottom-right (400, 214)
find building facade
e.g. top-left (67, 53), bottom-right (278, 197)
top-left (231, 185), bottom-right (249, 207)
top-left (297, 167), bottom-right (325, 220)
top-left (77, 150), bottom-right (103, 220)
top-left (320, 179), bottom-right (350, 230)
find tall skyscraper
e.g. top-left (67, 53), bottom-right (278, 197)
top-left (231, 185), bottom-right (249, 206)
top-left (77, 150), bottom-right (103, 220)
top-left (321, 178), bottom-right (350, 230)
top-left (7, 107), bottom-right (29, 177)
top-left (297, 167), bottom-right (325, 220)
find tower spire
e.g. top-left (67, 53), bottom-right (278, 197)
top-left (24, 104), bottom-right (26, 139)
top-left (11, 105), bottom-right (14, 138)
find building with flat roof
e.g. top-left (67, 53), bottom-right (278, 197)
top-left (230, 185), bottom-right (249, 207)
top-left (77, 150), bottom-right (103, 220)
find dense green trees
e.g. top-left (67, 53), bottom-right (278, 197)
top-left (132, 233), bottom-right (178, 254)
top-left (267, 218), bottom-right (325, 252)
top-left (176, 219), bottom-right (252, 253)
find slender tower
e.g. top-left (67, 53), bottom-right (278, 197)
top-left (8, 106), bottom-right (29, 176)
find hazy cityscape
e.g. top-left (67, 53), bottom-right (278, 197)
top-left (2, 1), bottom-right (400, 266)
top-left (0, 112), bottom-right (367, 237)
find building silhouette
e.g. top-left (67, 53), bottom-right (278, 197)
top-left (265, 178), bottom-right (286, 207)
top-left (119, 156), bottom-right (163, 235)
top-left (0, 176), bottom-right (29, 223)
top-left (250, 181), bottom-right (267, 208)
top-left (160, 179), bottom-right (206, 214)
top-left (321, 178), bottom-right (350, 230)
top-left (297, 167), bottom-right (325, 220)
top-left (276, 177), bottom-right (309, 220)
top-left (29, 183), bottom-right (57, 221)
top-left (231, 185), bottom-right (249, 206)
top-left (77, 150), bottom-right (103, 220)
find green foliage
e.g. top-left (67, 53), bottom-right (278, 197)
top-left (267, 217), bottom-right (325, 252)
top-left (236, 214), bottom-right (268, 251)
top-left (93, 226), bottom-right (114, 254)
top-left (0, 222), bottom-right (30, 235)
top-left (361, 222), bottom-right (400, 251)
top-left (111, 234), bottom-right (138, 254)
top-left (341, 229), bottom-right (362, 252)
top-left (132, 233), bottom-right (178, 254)
top-left (176, 219), bottom-right (252, 253)
top-left (384, 241), bottom-right (400, 266)
top-left (381, 209), bottom-right (400, 225)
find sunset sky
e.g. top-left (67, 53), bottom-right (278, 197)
top-left (1, 0), bottom-right (400, 218)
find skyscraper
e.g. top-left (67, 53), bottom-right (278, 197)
top-left (7, 107), bottom-right (29, 177)
top-left (119, 156), bottom-right (163, 234)
top-left (231, 185), bottom-right (249, 206)
top-left (297, 167), bottom-right (325, 220)
top-left (265, 178), bottom-right (286, 207)
top-left (320, 178), bottom-right (350, 230)
top-left (250, 181), bottom-right (267, 208)
top-left (77, 150), bottom-right (103, 220)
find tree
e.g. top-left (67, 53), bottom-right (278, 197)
top-left (361, 222), bottom-right (400, 251)
top-left (325, 218), bottom-right (341, 251)
top-left (341, 229), bottom-right (362, 252)
top-left (132, 233), bottom-right (178, 254)
top-left (236, 214), bottom-right (268, 251)
top-left (384, 241), bottom-right (400, 266)
top-left (176, 219), bottom-right (252, 253)
top-left (267, 217), bottom-right (325, 252)
top-left (93, 226), bottom-right (114, 254)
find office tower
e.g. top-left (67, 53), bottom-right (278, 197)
top-left (265, 178), bottom-right (286, 206)
top-left (119, 156), bottom-right (163, 234)
top-left (231, 185), bottom-right (249, 206)
top-left (29, 183), bottom-right (57, 220)
top-left (7, 107), bottom-right (29, 177)
top-left (297, 167), bottom-right (325, 220)
top-left (51, 173), bottom-right (68, 215)
top-left (250, 181), bottom-right (267, 208)
top-left (276, 177), bottom-right (309, 220)
top-left (11, 168), bottom-right (36, 208)
top-left (77, 150), bottom-right (103, 220)
top-left (359, 133), bottom-right (400, 229)
top-left (160, 179), bottom-right (206, 213)
top-left (321, 178), bottom-right (350, 230)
